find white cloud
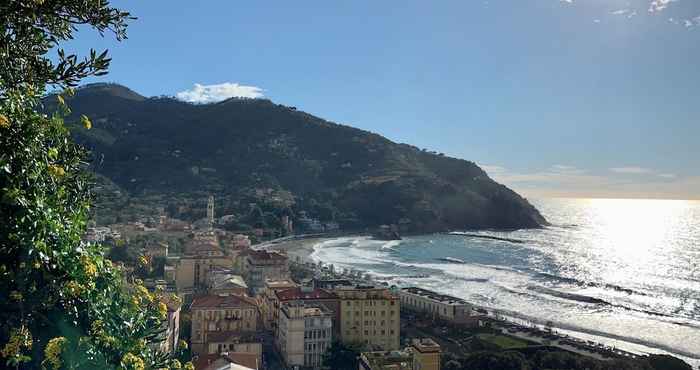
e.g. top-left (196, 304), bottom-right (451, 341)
top-left (609, 166), bottom-right (653, 174)
top-left (176, 82), bottom-right (264, 104)
top-left (479, 164), bottom-right (507, 174)
top-left (649, 0), bottom-right (677, 13)
top-left (480, 164), bottom-right (695, 199)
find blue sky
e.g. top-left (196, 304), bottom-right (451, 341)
top-left (66, 0), bottom-right (700, 199)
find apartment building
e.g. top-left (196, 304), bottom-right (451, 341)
top-left (259, 279), bottom-right (299, 330)
top-left (190, 293), bottom-right (259, 354)
top-left (267, 286), bottom-right (340, 337)
top-left (277, 302), bottom-right (333, 369)
top-left (399, 287), bottom-right (474, 323)
top-left (358, 338), bottom-right (441, 370)
top-left (243, 250), bottom-right (289, 294)
top-left (174, 233), bottom-right (234, 293)
top-left (336, 286), bottom-right (400, 350)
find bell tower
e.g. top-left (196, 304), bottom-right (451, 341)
top-left (207, 195), bottom-right (215, 229)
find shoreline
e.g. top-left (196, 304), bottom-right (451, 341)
top-left (263, 233), bottom-right (700, 367)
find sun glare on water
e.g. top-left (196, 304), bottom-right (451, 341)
top-left (577, 198), bottom-right (694, 287)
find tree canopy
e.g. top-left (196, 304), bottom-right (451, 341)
top-left (0, 1), bottom-right (188, 369)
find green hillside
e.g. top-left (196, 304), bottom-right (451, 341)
top-left (50, 83), bottom-right (547, 232)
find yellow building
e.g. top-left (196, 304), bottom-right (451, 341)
top-left (259, 279), bottom-right (299, 330)
top-left (409, 338), bottom-right (441, 370)
top-left (174, 233), bottom-right (235, 293)
top-left (336, 286), bottom-right (400, 350)
top-left (358, 338), bottom-right (441, 370)
top-left (190, 293), bottom-right (259, 355)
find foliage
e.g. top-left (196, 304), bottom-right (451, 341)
top-left (0, 1), bottom-right (189, 369)
top-left (322, 341), bottom-right (364, 370)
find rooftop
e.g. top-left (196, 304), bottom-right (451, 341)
top-left (191, 293), bottom-right (256, 310)
top-left (275, 287), bottom-right (337, 301)
top-left (411, 338), bottom-right (441, 353)
top-left (246, 250), bottom-right (287, 263)
top-left (193, 352), bottom-right (258, 370)
top-left (401, 287), bottom-right (467, 305)
top-left (360, 350), bottom-right (414, 370)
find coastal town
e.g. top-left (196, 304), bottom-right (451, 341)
top-left (82, 196), bottom-right (686, 370)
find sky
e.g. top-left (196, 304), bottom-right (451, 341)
top-left (65, 0), bottom-right (700, 200)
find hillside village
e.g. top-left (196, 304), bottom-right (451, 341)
top-left (85, 197), bottom-right (691, 370)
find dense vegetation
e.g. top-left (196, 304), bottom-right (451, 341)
top-left (0, 1), bottom-right (186, 369)
top-left (51, 83), bottom-right (546, 232)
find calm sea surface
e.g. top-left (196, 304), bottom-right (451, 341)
top-left (310, 198), bottom-right (700, 365)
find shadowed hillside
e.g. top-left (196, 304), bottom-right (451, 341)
top-left (49, 83), bottom-right (547, 232)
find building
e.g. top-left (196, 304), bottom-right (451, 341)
top-left (193, 352), bottom-right (259, 370)
top-left (277, 303), bottom-right (333, 369)
top-left (358, 339), bottom-right (441, 370)
top-left (336, 286), bottom-right (400, 350)
top-left (259, 279), bottom-right (299, 330)
top-left (175, 233), bottom-right (235, 293)
top-left (190, 293), bottom-right (259, 355)
top-left (145, 241), bottom-right (168, 257)
top-left (268, 286), bottom-right (340, 337)
top-left (409, 338), bottom-right (441, 370)
top-left (358, 350), bottom-right (414, 370)
top-left (207, 268), bottom-right (248, 296)
top-left (243, 250), bottom-right (289, 294)
top-left (399, 287), bottom-right (474, 323)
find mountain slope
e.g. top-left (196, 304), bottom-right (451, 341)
top-left (51, 83), bottom-right (547, 231)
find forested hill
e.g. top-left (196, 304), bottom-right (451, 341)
top-left (49, 83), bottom-right (547, 232)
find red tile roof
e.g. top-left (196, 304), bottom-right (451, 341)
top-left (191, 294), bottom-right (257, 310)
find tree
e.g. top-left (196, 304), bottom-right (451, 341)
top-left (0, 1), bottom-right (187, 369)
top-left (322, 342), bottom-right (363, 370)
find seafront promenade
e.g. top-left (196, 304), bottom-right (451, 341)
top-left (269, 238), bottom-right (645, 363)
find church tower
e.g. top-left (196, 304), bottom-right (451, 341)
top-left (207, 195), bottom-right (215, 229)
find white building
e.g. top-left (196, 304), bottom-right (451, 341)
top-left (277, 302), bottom-right (333, 369)
top-left (399, 287), bottom-right (474, 323)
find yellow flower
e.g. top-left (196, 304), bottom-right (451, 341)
top-left (0, 114), bottom-right (9, 129)
top-left (80, 114), bottom-right (92, 129)
top-left (122, 353), bottom-right (145, 370)
top-left (56, 95), bottom-right (65, 106)
top-left (135, 285), bottom-right (153, 303)
top-left (178, 339), bottom-right (188, 350)
top-left (80, 255), bottom-right (97, 279)
top-left (170, 359), bottom-right (182, 369)
top-left (1, 326), bottom-right (32, 359)
top-left (47, 164), bottom-right (65, 178)
top-left (90, 320), bottom-right (104, 335)
top-left (158, 302), bottom-right (168, 319)
top-left (138, 255), bottom-right (149, 267)
top-left (183, 362), bottom-right (195, 370)
top-left (43, 337), bottom-right (66, 370)
top-left (65, 281), bottom-right (83, 297)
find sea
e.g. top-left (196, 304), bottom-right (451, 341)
top-left (309, 198), bottom-right (700, 366)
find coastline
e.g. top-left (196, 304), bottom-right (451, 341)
top-left (262, 233), bottom-right (700, 368)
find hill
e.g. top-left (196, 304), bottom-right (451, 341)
top-left (48, 83), bottom-right (547, 232)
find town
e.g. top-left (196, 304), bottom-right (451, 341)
top-left (85, 196), bottom-right (675, 370)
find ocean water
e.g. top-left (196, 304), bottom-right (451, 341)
top-left (310, 198), bottom-right (700, 365)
